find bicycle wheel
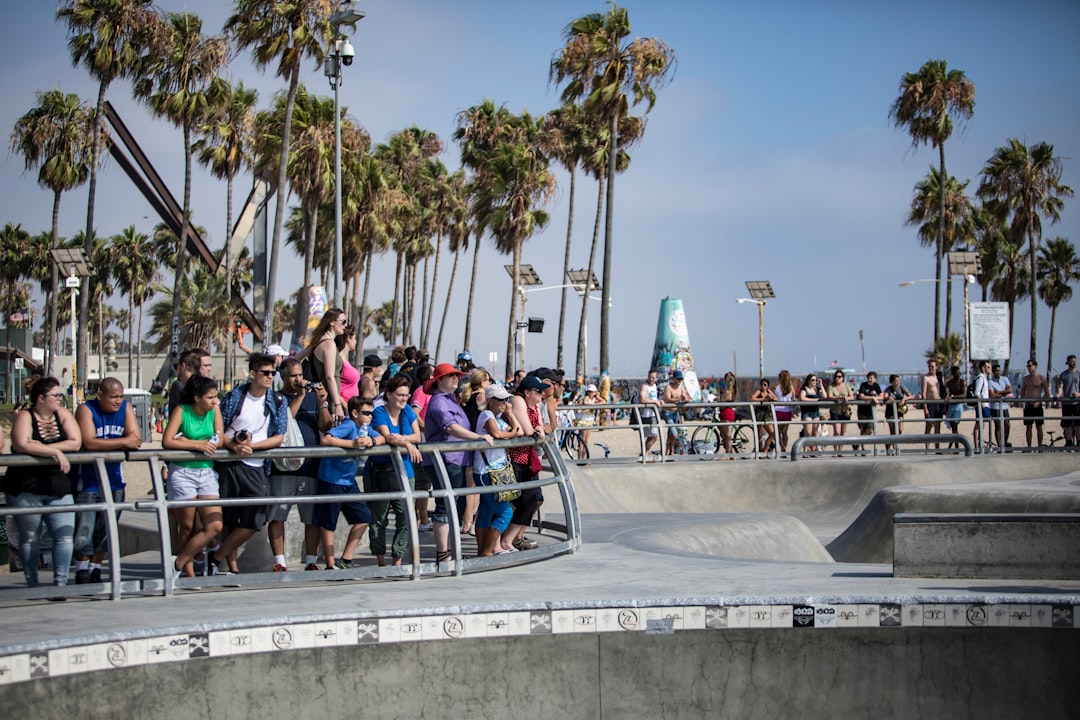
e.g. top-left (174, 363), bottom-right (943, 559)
top-left (691, 425), bottom-right (720, 454)
top-left (732, 424), bottom-right (756, 455)
top-left (561, 431), bottom-right (582, 461)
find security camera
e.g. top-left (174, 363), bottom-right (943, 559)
top-left (339, 39), bottom-right (355, 66)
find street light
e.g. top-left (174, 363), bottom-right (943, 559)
top-left (900, 255), bottom-right (980, 380)
top-left (737, 280), bottom-right (775, 380)
top-left (325, 2), bottom-right (365, 309)
top-left (524, 270), bottom-right (605, 378)
top-left (504, 264), bottom-right (542, 372)
top-left (51, 247), bottom-right (92, 404)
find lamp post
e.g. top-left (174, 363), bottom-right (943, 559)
top-left (900, 255), bottom-right (980, 381)
top-left (325, 2), bottom-right (365, 309)
top-left (524, 270), bottom-right (604, 379)
top-left (51, 248), bottom-right (92, 404)
top-left (737, 280), bottom-right (775, 380)
top-left (504, 264), bottom-right (542, 372)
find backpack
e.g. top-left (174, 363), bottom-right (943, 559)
top-left (299, 354), bottom-right (321, 384)
top-left (966, 379), bottom-right (978, 408)
top-left (273, 407), bottom-right (305, 472)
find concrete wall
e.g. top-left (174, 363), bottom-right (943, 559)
top-left (3, 629), bottom-right (1075, 719)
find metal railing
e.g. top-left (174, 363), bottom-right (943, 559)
top-left (1, 436), bottom-right (579, 602)
top-left (550, 397), bottom-right (1078, 463)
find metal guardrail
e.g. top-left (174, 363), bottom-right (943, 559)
top-left (1, 437), bottom-right (579, 602)
top-left (552, 397), bottom-right (1076, 464)
top-left (789, 434), bottom-right (974, 461)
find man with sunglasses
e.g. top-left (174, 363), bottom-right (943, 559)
top-left (268, 358), bottom-right (333, 571)
top-left (212, 353), bottom-right (290, 573)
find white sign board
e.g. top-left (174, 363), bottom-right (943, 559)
top-left (969, 302), bottom-right (1010, 361)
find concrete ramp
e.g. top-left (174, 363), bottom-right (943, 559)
top-left (567, 456), bottom-right (1080, 563)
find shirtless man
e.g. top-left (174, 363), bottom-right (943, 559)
top-left (662, 370), bottom-right (692, 455)
top-left (919, 360), bottom-right (945, 449)
top-left (1019, 359), bottom-right (1050, 447)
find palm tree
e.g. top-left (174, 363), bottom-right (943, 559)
top-left (227, 0), bottom-right (338, 346)
top-left (906, 166), bottom-right (974, 338)
top-left (469, 112), bottom-right (556, 379)
top-left (1037, 237), bottom-right (1078, 376)
top-left (990, 240), bottom-right (1030, 373)
top-left (9, 88), bottom-right (96, 374)
top-left (133, 11), bottom-right (228, 367)
top-left (434, 170), bottom-right (470, 359)
top-left (543, 102), bottom-right (588, 371)
top-left (889, 59), bottom-right (976, 342)
top-left (111, 225), bottom-right (157, 387)
top-left (146, 265), bottom-right (233, 353)
top-left (368, 300), bottom-right (400, 344)
top-left (57, 0), bottom-right (163, 394)
top-left (925, 333), bottom-right (963, 370)
top-left (550, 4), bottom-right (676, 374)
top-left (977, 138), bottom-right (1074, 362)
top-left (348, 153), bottom-right (398, 350)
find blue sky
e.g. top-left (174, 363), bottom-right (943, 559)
top-left (2, 1), bottom-right (1078, 379)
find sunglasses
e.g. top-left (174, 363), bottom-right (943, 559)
top-left (256, 369), bottom-right (275, 377)
top-left (359, 410), bottom-right (373, 416)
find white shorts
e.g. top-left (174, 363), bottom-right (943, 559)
top-left (167, 465), bottom-right (219, 500)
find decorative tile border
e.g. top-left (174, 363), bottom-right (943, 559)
top-left (0, 602), bottom-right (1076, 686)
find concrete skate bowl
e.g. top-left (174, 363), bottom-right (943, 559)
top-left (565, 454), bottom-right (1080, 564)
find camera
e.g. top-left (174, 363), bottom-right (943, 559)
top-left (339, 39), bottom-right (354, 66)
top-left (235, 429), bottom-right (249, 443)
top-left (308, 381), bottom-right (322, 391)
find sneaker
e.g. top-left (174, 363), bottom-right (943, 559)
top-left (337, 558), bottom-right (353, 569)
top-left (418, 522), bottom-right (433, 531)
top-left (170, 556), bottom-right (182, 580)
top-left (513, 537), bottom-right (538, 551)
top-left (305, 563), bottom-right (320, 571)
top-left (272, 564), bottom-right (288, 572)
top-left (75, 569), bottom-right (90, 585)
top-left (89, 568), bottom-right (102, 584)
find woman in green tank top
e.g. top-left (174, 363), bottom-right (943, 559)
top-left (162, 376), bottom-right (224, 578)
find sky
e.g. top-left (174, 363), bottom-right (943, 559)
top-left (2, 0), bottom-right (1078, 380)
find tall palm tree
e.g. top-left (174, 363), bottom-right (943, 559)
top-left (348, 153), bottom-right (398, 350)
top-left (133, 11), bottom-right (228, 367)
top-left (1037, 237), bottom-right (1078, 376)
top-left (906, 166), bottom-right (974, 337)
top-left (990, 240), bottom-right (1030, 373)
top-left (9, 89), bottom-right (96, 374)
top-left (550, 4), bottom-right (676, 373)
top-left (111, 225), bottom-right (157, 387)
top-left (57, 0), bottom-right (163, 395)
top-left (434, 170), bottom-right (470, 359)
top-left (543, 102), bottom-right (588, 371)
top-left (227, 0), bottom-right (337, 346)
top-left (469, 112), bottom-right (555, 379)
top-left (977, 138), bottom-right (1074, 362)
top-left (889, 59), bottom-right (976, 342)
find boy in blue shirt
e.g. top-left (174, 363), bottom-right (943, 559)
top-left (315, 397), bottom-right (381, 569)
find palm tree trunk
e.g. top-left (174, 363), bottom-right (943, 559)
top-left (265, 65), bottom-right (301, 347)
top-left (463, 230), bottom-right (481, 352)
top-left (599, 113), bottom-right (617, 374)
top-left (419, 255), bottom-right (430, 347)
top-left (1028, 226), bottom-right (1038, 362)
top-left (945, 271), bottom-right (954, 337)
top-left (435, 247), bottom-right (461, 360)
top-left (557, 167), bottom-right (576, 371)
top-left (577, 179), bottom-right (604, 381)
top-left (48, 189), bottom-right (62, 377)
top-left (1047, 304), bottom-right (1057, 379)
top-left (424, 232), bottom-right (443, 347)
top-left (358, 250), bottom-right (374, 350)
top-left (127, 293), bottom-right (135, 387)
top-left (137, 297), bottom-right (145, 389)
top-left (170, 123), bottom-right (193, 362)
top-left (79, 79), bottom-right (109, 397)
top-left (935, 143), bottom-right (946, 341)
top-left (303, 202), bottom-right (317, 288)
top-left (389, 251), bottom-right (403, 344)
top-left (225, 174), bottom-right (234, 383)
top-left (506, 243), bottom-right (521, 380)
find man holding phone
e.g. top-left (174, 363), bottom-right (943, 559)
top-left (212, 353), bottom-right (289, 573)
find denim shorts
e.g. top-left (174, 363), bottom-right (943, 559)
top-left (946, 403), bottom-right (963, 420)
top-left (167, 465), bottom-right (219, 500)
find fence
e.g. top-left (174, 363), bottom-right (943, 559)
top-left (0, 436), bottom-right (579, 602)
top-left (550, 397), bottom-right (1078, 464)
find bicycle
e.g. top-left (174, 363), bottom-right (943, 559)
top-left (559, 427), bottom-right (590, 461)
top-left (691, 422), bottom-right (757, 455)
